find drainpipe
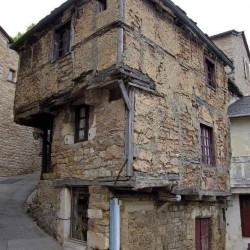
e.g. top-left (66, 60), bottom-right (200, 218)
top-left (110, 198), bottom-right (120, 250)
top-left (117, 0), bottom-right (124, 67)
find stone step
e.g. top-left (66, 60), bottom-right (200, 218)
top-left (63, 241), bottom-right (87, 250)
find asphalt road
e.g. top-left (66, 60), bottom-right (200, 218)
top-left (0, 172), bottom-right (63, 250)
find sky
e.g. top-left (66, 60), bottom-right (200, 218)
top-left (0, 0), bottom-right (250, 43)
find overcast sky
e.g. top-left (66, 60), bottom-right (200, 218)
top-left (0, 0), bottom-right (250, 44)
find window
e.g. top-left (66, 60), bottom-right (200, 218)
top-left (75, 105), bottom-right (89, 143)
top-left (200, 124), bottom-right (215, 166)
top-left (195, 218), bottom-right (210, 250)
top-left (243, 57), bottom-right (250, 82)
top-left (71, 187), bottom-right (89, 241)
top-left (7, 69), bottom-right (15, 82)
top-left (239, 195), bottom-right (250, 237)
top-left (97, 0), bottom-right (107, 12)
top-left (54, 22), bottom-right (71, 59)
top-left (204, 57), bottom-right (216, 88)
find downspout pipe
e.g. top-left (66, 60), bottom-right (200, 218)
top-left (110, 198), bottom-right (121, 250)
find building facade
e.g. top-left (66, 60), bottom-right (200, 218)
top-left (211, 30), bottom-right (250, 97)
top-left (12, 0), bottom-right (233, 249)
top-left (212, 30), bottom-right (250, 250)
top-left (0, 26), bottom-right (41, 177)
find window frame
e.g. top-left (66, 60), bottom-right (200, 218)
top-left (239, 195), bottom-right (250, 237)
top-left (74, 105), bottom-right (89, 143)
top-left (54, 22), bottom-right (71, 60)
top-left (200, 124), bottom-right (215, 166)
top-left (7, 69), bottom-right (15, 82)
top-left (204, 56), bottom-right (216, 89)
top-left (243, 57), bottom-right (250, 82)
top-left (97, 0), bottom-right (107, 13)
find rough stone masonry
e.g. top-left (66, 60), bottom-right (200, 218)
top-left (0, 27), bottom-right (41, 177)
top-left (12, 0), bottom-right (233, 249)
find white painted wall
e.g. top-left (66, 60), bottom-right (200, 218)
top-left (226, 194), bottom-right (243, 250)
top-left (230, 117), bottom-right (250, 157)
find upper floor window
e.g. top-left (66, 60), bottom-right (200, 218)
top-left (7, 69), bottom-right (15, 82)
top-left (54, 22), bottom-right (71, 59)
top-left (243, 57), bottom-right (250, 82)
top-left (204, 57), bottom-right (216, 89)
top-left (75, 105), bottom-right (89, 143)
top-left (97, 0), bottom-right (107, 13)
top-left (200, 124), bottom-right (215, 166)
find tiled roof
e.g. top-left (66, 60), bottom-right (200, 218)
top-left (228, 96), bottom-right (250, 117)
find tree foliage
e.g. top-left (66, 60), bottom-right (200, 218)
top-left (13, 23), bottom-right (36, 42)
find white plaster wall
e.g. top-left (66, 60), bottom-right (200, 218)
top-left (226, 195), bottom-right (250, 250)
top-left (226, 194), bottom-right (242, 250)
top-left (230, 117), bottom-right (250, 157)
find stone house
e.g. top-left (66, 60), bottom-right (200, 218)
top-left (11, 0), bottom-right (233, 249)
top-left (0, 26), bottom-right (41, 177)
top-left (211, 30), bottom-right (250, 97)
top-left (212, 30), bottom-right (250, 250)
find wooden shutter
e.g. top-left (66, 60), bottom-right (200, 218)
top-left (240, 196), bottom-right (250, 237)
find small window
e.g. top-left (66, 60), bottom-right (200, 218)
top-left (200, 124), bottom-right (215, 166)
top-left (243, 57), bottom-right (250, 82)
top-left (204, 57), bottom-right (216, 88)
top-left (109, 87), bottom-right (122, 102)
top-left (97, 0), bottom-right (107, 12)
top-left (239, 195), bottom-right (250, 237)
top-left (71, 187), bottom-right (89, 241)
top-left (195, 218), bottom-right (210, 250)
top-left (75, 105), bottom-right (89, 143)
top-left (54, 22), bottom-right (71, 59)
top-left (7, 69), bottom-right (15, 82)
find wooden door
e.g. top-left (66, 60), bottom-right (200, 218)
top-left (196, 218), bottom-right (209, 250)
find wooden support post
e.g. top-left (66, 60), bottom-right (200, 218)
top-left (126, 87), bottom-right (135, 177)
top-left (119, 80), bottom-right (131, 110)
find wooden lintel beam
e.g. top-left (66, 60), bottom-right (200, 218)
top-left (184, 195), bottom-right (203, 201)
top-left (202, 196), bottom-right (217, 202)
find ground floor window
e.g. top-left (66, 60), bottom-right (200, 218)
top-left (195, 218), bottom-right (210, 250)
top-left (71, 187), bottom-right (89, 241)
top-left (239, 195), bottom-right (250, 237)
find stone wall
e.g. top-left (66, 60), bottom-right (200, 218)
top-left (30, 183), bottom-right (112, 249)
top-left (15, 0), bottom-right (119, 115)
top-left (50, 89), bottom-right (125, 180)
top-left (124, 0), bottom-right (230, 192)
top-left (120, 194), bottom-right (226, 250)
top-left (212, 32), bottom-right (250, 95)
top-left (0, 30), bottom-right (41, 177)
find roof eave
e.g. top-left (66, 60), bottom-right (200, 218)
top-left (159, 0), bottom-right (234, 69)
top-left (229, 114), bottom-right (250, 118)
top-left (0, 26), bottom-right (14, 43)
top-left (10, 0), bottom-right (74, 50)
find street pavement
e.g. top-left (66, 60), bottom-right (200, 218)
top-left (0, 172), bottom-right (63, 250)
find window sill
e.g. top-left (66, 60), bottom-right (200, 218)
top-left (206, 84), bottom-right (217, 91)
top-left (7, 80), bottom-right (16, 84)
top-left (51, 51), bottom-right (71, 64)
